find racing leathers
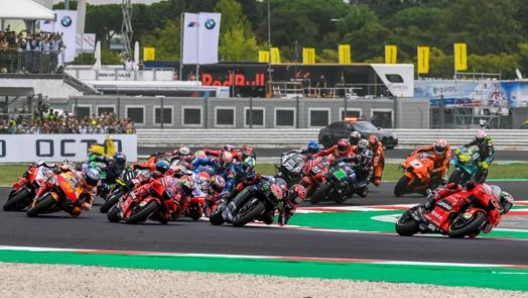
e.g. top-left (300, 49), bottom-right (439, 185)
top-left (411, 145), bottom-right (452, 184)
top-left (370, 140), bottom-right (385, 187)
top-left (333, 153), bottom-right (373, 197)
top-left (464, 137), bottom-right (494, 183)
top-left (89, 155), bottom-right (125, 193)
top-left (192, 157), bottom-right (236, 192)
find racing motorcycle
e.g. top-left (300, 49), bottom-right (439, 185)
top-left (395, 184), bottom-right (504, 238)
top-left (107, 176), bottom-right (180, 224)
top-left (394, 152), bottom-right (439, 197)
top-left (275, 151), bottom-right (305, 186)
top-left (300, 156), bottom-right (331, 198)
top-left (209, 180), bottom-right (284, 227)
top-left (4, 163), bottom-right (56, 211)
top-left (310, 161), bottom-right (366, 205)
top-left (99, 168), bottom-right (144, 213)
top-left (26, 172), bottom-right (91, 218)
top-left (448, 146), bottom-right (481, 185)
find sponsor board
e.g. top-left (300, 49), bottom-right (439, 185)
top-left (0, 135), bottom-right (137, 163)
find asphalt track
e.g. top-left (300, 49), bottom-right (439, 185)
top-left (1, 181), bottom-right (528, 266)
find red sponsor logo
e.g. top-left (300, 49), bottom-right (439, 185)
top-left (202, 73), bottom-right (265, 86)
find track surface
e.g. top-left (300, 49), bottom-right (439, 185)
top-left (2, 181), bottom-right (528, 265)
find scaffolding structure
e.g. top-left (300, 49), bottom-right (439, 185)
top-left (121, 0), bottom-right (133, 55)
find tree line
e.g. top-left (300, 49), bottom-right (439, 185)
top-left (55, 0), bottom-right (528, 79)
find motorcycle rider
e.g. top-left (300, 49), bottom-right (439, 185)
top-left (278, 183), bottom-right (307, 226)
top-left (333, 148), bottom-right (374, 197)
top-left (316, 138), bottom-right (354, 160)
top-left (286, 140), bottom-right (321, 159)
top-left (88, 152), bottom-right (127, 196)
top-left (235, 145), bottom-right (256, 162)
top-left (411, 139), bottom-right (451, 185)
top-left (203, 144), bottom-right (235, 158)
top-left (368, 135), bottom-right (385, 187)
top-left (192, 151), bottom-right (237, 190)
top-left (349, 131), bottom-right (362, 147)
top-left (61, 168), bottom-right (101, 216)
top-left (170, 146), bottom-right (194, 164)
top-left (203, 175), bottom-right (227, 217)
top-left (424, 180), bottom-right (514, 231)
top-left (464, 129), bottom-right (494, 183)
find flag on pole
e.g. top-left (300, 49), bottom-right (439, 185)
top-left (338, 44), bottom-right (351, 64)
top-left (259, 51), bottom-right (270, 63)
top-left (417, 46), bottom-right (430, 74)
top-left (454, 43), bottom-right (467, 71)
top-left (143, 47), bottom-right (155, 61)
top-left (385, 45), bottom-right (397, 64)
top-left (303, 48), bottom-right (315, 64)
top-left (271, 47), bottom-right (281, 64)
top-left (182, 12), bottom-right (221, 65)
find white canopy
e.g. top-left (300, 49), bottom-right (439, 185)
top-left (0, 0), bottom-right (55, 21)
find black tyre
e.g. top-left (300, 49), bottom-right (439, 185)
top-left (3, 189), bottom-right (31, 211)
top-left (26, 194), bottom-right (56, 217)
top-left (189, 210), bottom-right (202, 221)
top-left (448, 211), bottom-right (487, 238)
top-left (310, 182), bottom-right (332, 205)
top-left (394, 176), bottom-right (410, 197)
top-left (100, 189), bottom-right (125, 214)
top-left (125, 201), bottom-right (160, 224)
top-left (209, 209), bottom-right (225, 225)
top-left (232, 200), bottom-right (265, 227)
top-left (107, 207), bottom-right (121, 223)
top-left (395, 209), bottom-right (420, 236)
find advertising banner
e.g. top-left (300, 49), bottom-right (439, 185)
top-left (40, 10), bottom-right (78, 62)
top-left (259, 50), bottom-right (270, 63)
top-left (338, 44), bottom-right (351, 64)
top-left (182, 12), bottom-right (221, 65)
top-left (454, 43), bottom-right (468, 71)
top-left (417, 46), bottom-right (430, 74)
top-left (385, 45), bottom-right (397, 64)
top-left (0, 135), bottom-right (137, 163)
top-left (303, 48), bottom-right (315, 64)
top-left (271, 47), bottom-right (281, 64)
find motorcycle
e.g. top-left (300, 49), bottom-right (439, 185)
top-left (395, 184), bottom-right (503, 238)
top-left (4, 163), bottom-right (56, 211)
top-left (310, 161), bottom-right (366, 205)
top-left (26, 172), bottom-right (91, 217)
top-left (394, 152), bottom-right (439, 197)
top-left (299, 156), bottom-right (331, 198)
top-left (275, 151), bottom-right (305, 186)
top-left (209, 181), bottom-right (284, 227)
top-left (80, 160), bottom-right (111, 199)
top-left (448, 146), bottom-right (481, 185)
top-left (107, 176), bottom-right (180, 224)
top-left (99, 168), bottom-right (144, 213)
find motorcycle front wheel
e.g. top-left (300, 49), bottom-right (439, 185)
top-left (107, 206), bottom-right (121, 223)
top-left (395, 209), bottom-right (420, 236)
top-left (26, 194), bottom-right (56, 217)
top-left (125, 200), bottom-right (160, 224)
top-left (3, 188), bottom-right (31, 211)
top-left (232, 199), bottom-right (265, 227)
top-left (310, 182), bottom-right (332, 205)
top-left (394, 176), bottom-right (410, 197)
top-left (100, 189), bottom-right (126, 214)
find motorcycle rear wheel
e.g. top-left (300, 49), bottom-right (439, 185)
top-left (394, 176), bottom-right (409, 197)
top-left (395, 209), bottom-right (420, 236)
top-left (125, 201), bottom-right (160, 224)
top-left (26, 194), bottom-right (56, 217)
top-left (3, 188), bottom-right (31, 211)
top-left (209, 209), bottom-right (225, 225)
top-left (232, 200), bottom-right (265, 227)
top-left (310, 182), bottom-right (332, 205)
top-left (100, 189), bottom-right (126, 214)
top-left (448, 211), bottom-right (487, 238)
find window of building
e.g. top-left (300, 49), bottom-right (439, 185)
top-left (126, 106), bottom-right (145, 125)
top-left (309, 108), bottom-right (330, 127)
top-left (244, 107), bottom-right (264, 127)
top-left (182, 106), bottom-right (202, 126)
top-left (215, 107), bottom-right (235, 127)
top-left (154, 107), bottom-right (173, 125)
top-left (275, 108), bottom-right (295, 127)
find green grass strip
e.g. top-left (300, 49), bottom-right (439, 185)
top-left (1, 250), bottom-right (527, 292)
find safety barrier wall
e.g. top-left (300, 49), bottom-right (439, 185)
top-left (137, 129), bottom-right (528, 151)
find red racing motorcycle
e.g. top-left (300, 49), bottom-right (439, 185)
top-left (4, 163), bottom-right (56, 211)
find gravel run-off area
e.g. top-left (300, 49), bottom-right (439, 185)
top-left (1, 263), bottom-right (527, 298)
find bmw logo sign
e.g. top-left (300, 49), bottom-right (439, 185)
top-left (204, 18), bottom-right (216, 30)
top-left (61, 16), bottom-right (72, 27)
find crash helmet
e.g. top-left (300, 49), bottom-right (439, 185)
top-left (357, 139), bottom-right (369, 151)
top-left (241, 145), bottom-right (255, 160)
top-left (475, 129), bottom-right (487, 143)
top-left (194, 150), bottom-right (207, 159)
top-left (307, 140), bottom-right (320, 154)
top-left (499, 191), bottom-right (514, 214)
top-left (433, 139), bottom-right (448, 155)
top-left (179, 146), bottom-right (191, 156)
top-left (368, 135), bottom-right (379, 149)
top-left (218, 151), bottom-right (234, 169)
top-left (179, 175), bottom-right (195, 195)
top-left (210, 175), bottom-right (226, 193)
top-left (288, 184), bottom-right (307, 205)
top-left (241, 157), bottom-right (257, 181)
top-left (84, 168), bottom-right (101, 188)
top-left (349, 131), bottom-right (361, 145)
top-left (114, 152), bottom-right (127, 166)
top-left (155, 160), bottom-right (171, 174)
top-left (336, 139), bottom-right (351, 157)
top-left (223, 144), bottom-right (234, 152)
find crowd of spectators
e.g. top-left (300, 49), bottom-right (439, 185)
top-left (0, 102), bottom-right (135, 134)
top-left (0, 26), bottom-right (64, 74)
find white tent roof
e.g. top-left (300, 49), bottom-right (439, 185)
top-left (0, 0), bottom-right (55, 21)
